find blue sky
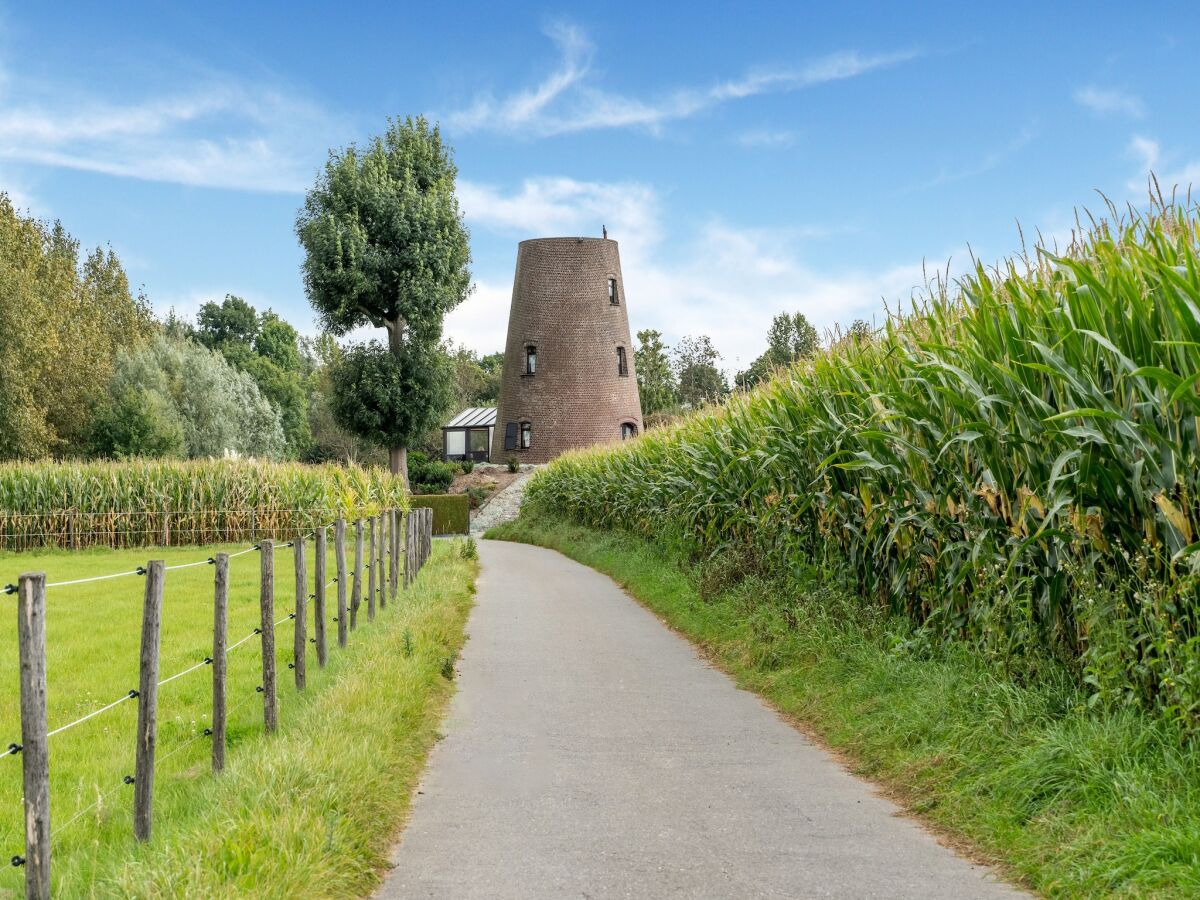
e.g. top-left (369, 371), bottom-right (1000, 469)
top-left (1, 1), bottom-right (1197, 372)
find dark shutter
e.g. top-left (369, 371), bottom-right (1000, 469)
top-left (504, 422), bottom-right (518, 450)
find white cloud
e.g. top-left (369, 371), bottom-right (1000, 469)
top-left (459, 176), bottom-right (660, 247)
top-left (443, 22), bottom-right (916, 137)
top-left (445, 175), bottom-right (937, 369)
top-left (1126, 134), bottom-right (1200, 196)
top-left (0, 64), bottom-right (340, 192)
top-left (1074, 86), bottom-right (1144, 118)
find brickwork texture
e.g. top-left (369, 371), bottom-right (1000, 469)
top-left (492, 237), bottom-right (644, 464)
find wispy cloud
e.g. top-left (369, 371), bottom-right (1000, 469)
top-left (445, 174), bottom-right (931, 367)
top-left (1126, 134), bottom-right (1200, 197)
top-left (443, 22), bottom-right (917, 137)
top-left (1074, 86), bottom-right (1143, 118)
top-left (898, 126), bottom-right (1037, 194)
top-left (0, 54), bottom-right (341, 192)
top-left (736, 129), bottom-right (796, 149)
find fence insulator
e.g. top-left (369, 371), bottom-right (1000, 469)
top-left (255, 686), bottom-right (264, 693)
top-left (203, 728), bottom-right (213, 736)
top-left (253, 628), bottom-right (262, 635)
top-left (287, 662), bottom-right (295, 670)
top-left (3, 584), bottom-right (15, 595)
top-left (207, 558), bottom-right (216, 565)
top-left (123, 775), bottom-right (135, 785)
top-left (5, 743), bottom-right (19, 755)
top-left (136, 566), bottom-right (147, 575)
top-left (11, 855), bottom-right (24, 867)
top-left (127, 689), bottom-right (139, 699)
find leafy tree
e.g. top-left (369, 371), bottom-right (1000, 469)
top-left (304, 335), bottom-right (386, 466)
top-left (103, 333), bottom-right (285, 459)
top-left (0, 194), bottom-right (153, 458)
top-left (194, 297), bottom-right (313, 458)
top-left (88, 385), bottom-right (185, 458)
top-left (327, 341), bottom-right (454, 460)
top-left (195, 294), bottom-right (259, 351)
top-left (736, 312), bottom-right (820, 389)
top-left (634, 329), bottom-right (678, 415)
top-left (297, 116), bottom-right (471, 484)
top-left (674, 335), bottom-right (728, 408)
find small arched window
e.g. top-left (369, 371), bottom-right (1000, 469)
top-left (621, 422), bottom-right (638, 440)
top-left (608, 277), bottom-right (619, 305)
top-left (616, 346), bottom-right (628, 376)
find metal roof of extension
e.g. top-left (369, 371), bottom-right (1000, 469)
top-left (444, 407), bottom-right (498, 429)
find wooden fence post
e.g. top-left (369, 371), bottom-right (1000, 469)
top-left (367, 518), bottom-right (377, 622)
top-left (335, 518), bottom-right (347, 648)
top-left (389, 509), bottom-right (399, 601)
top-left (314, 526), bottom-right (327, 667)
top-left (16, 572), bottom-right (50, 899)
top-left (293, 534), bottom-right (307, 690)
top-left (377, 512), bottom-right (386, 611)
top-left (212, 553), bottom-right (228, 773)
top-left (259, 541), bottom-right (278, 732)
top-left (134, 560), bottom-right (164, 842)
top-left (351, 519), bottom-right (363, 630)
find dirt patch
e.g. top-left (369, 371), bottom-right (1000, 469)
top-left (448, 469), bottom-right (519, 503)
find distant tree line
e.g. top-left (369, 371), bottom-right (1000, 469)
top-left (634, 311), bottom-right (874, 427)
top-left (0, 191), bottom-right (502, 468)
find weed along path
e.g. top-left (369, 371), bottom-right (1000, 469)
top-left (381, 540), bottom-right (1023, 899)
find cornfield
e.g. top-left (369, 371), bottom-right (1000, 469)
top-left (0, 458), bottom-right (407, 550)
top-left (527, 201), bottom-right (1200, 726)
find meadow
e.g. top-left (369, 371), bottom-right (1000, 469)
top-left (0, 525), bottom-right (456, 897)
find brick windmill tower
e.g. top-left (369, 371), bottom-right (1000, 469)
top-left (492, 235), bottom-right (644, 464)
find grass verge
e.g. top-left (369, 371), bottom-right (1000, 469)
top-left (1, 539), bottom-right (474, 898)
top-left (488, 516), bottom-right (1200, 899)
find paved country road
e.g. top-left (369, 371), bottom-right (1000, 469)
top-left (379, 540), bottom-right (1025, 899)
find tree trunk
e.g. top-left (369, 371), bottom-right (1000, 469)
top-left (391, 445), bottom-right (409, 490)
top-left (385, 317), bottom-right (410, 491)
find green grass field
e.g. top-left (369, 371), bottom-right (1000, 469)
top-left (490, 516), bottom-right (1200, 899)
top-left (0, 534), bottom-right (472, 897)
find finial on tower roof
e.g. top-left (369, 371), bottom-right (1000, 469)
top-left (602, 224), bottom-right (608, 239)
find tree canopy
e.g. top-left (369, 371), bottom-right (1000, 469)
top-left (634, 329), bottom-right (678, 415)
top-left (297, 116), bottom-right (471, 479)
top-left (735, 311), bottom-right (820, 389)
top-left (674, 335), bottom-right (729, 408)
top-left (0, 193), bottom-right (154, 458)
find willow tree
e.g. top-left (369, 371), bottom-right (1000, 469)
top-left (297, 116), bottom-right (471, 480)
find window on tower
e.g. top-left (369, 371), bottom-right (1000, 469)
top-left (520, 421), bottom-right (532, 449)
top-left (621, 422), bottom-right (638, 440)
top-left (525, 345), bottom-right (537, 374)
top-left (608, 277), bottom-right (619, 305)
top-left (616, 346), bottom-right (628, 376)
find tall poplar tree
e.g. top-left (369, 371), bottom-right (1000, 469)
top-left (297, 117), bottom-right (471, 482)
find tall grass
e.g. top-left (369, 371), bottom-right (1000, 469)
top-left (527, 201), bottom-right (1200, 727)
top-left (0, 458), bottom-right (407, 549)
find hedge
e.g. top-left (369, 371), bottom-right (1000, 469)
top-left (411, 493), bottom-right (469, 535)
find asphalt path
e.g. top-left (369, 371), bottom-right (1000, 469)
top-left (379, 539), bottom-right (1024, 899)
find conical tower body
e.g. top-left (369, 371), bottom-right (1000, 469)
top-left (492, 237), bottom-right (643, 464)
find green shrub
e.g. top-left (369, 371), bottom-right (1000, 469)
top-left (507, 455), bottom-right (520, 473)
top-left (407, 450), bottom-right (455, 493)
top-left (460, 459), bottom-right (475, 474)
top-left (460, 535), bottom-right (478, 560)
top-left (525, 201), bottom-right (1200, 729)
top-left (411, 493), bottom-right (469, 534)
